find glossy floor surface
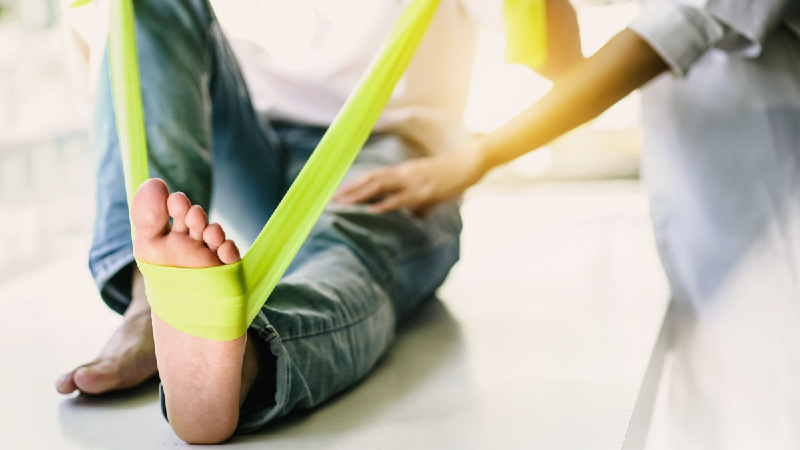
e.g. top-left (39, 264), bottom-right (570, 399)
top-left (0, 181), bottom-right (668, 449)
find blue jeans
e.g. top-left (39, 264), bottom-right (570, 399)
top-left (88, 0), bottom-right (461, 433)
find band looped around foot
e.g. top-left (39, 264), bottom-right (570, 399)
top-left (137, 259), bottom-right (249, 341)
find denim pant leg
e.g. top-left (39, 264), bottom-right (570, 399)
top-left (237, 131), bottom-right (463, 433)
top-left (89, 0), bottom-right (283, 313)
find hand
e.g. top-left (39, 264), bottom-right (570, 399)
top-left (334, 146), bottom-right (487, 216)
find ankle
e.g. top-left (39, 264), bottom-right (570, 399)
top-left (239, 333), bottom-right (260, 405)
top-left (124, 266), bottom-right (151, 319)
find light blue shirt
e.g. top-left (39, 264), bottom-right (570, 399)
top-left (628, 1), bottom-right (800, 449)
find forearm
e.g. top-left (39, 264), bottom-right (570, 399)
top-left (476, 28), bottom-right (668, 172)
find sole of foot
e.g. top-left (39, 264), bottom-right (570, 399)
top-left (132, 178), bottom-right (246, 444)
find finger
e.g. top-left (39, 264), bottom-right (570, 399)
top-left (337, 181), bottom-right (383, 204)
top-left (335, 171), bottom-right (383, 200)
top-left (335, 180), bottom-right (378, 204)
top-left (340, 173), bottom-right (404, 205)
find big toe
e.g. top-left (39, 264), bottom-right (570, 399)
top-left (72, 362), bottom-right (120, 395)
top-left (131, 178), bottom-right (171, 240)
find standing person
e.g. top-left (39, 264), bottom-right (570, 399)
top-left (56, 0), bottom-right (583, 444)
top-left (337, 1), bottom-right (800, 448)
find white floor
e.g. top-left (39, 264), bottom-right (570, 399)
top-left (0, 181), bottom-right (669, 450)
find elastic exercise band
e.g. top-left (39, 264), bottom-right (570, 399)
top-left (81, 0), bottom-right (546, 341)
top-left (504, 0), bottom-right (548, 69)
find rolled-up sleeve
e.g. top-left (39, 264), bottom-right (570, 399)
top-left (629, 1), bottom-right (725, 77)
top-left (629, 0), bottom-right (798, 77)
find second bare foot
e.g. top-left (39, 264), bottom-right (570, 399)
top-left (56, 269), bottom-right (157, 396)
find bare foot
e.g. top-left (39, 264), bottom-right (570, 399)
top-left (56, 270), bottom-right (157, 395)
top-left (131, 178), bottom-right (254, 444)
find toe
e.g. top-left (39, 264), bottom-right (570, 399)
top-left (167, 192), bottom-right (191, 233)
top-left (131, 179), bottom-right (170, 240)
top-left (56, 371), bottom-right (78, 394)
top-left (203, 223), bottom-right (225, 252)
top-left (73, 362), bottom-right (120, 395)
top-left (185, 205), bottom-right (208, 241)
top-left (217, 240), bottom-right (241, 264)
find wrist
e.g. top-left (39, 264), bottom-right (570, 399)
top-left (469, 137), bottom-right (494, 178)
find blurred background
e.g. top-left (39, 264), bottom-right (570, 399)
top-left (0, 0), bottom-right (93, 281)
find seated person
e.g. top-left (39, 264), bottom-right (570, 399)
top-left (56, 0), bottom-right (581, 444)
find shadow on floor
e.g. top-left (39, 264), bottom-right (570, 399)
top-left (235, 296), bottom-right (467, 444)
top-left (57, 378), bottom-right (165, 449)
top-left (54, 297), bottom-right (464, 448)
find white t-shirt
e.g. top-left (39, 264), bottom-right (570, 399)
top-left (215, 0), bottom-right (501, 155)
top-left (65, 0), bottom-right (503, 155)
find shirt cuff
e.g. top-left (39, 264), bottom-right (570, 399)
top-left (628, 1), bottom-right (726, 77)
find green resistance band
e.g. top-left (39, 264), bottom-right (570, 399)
top-left (503, 0), bottom-right (548, 69)
top-left (80, 0), bottom-right (546, 341)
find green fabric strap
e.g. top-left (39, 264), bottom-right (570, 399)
top-left (92, 0), bottom-right (546, 341)
top-left (504, 0), bottom-right (548, 69)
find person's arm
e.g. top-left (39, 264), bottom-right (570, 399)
top-left (335, 28), bottom-right (666, 215)
top-left (476, 28), bottom-right (664, 171)
top-left (483, 0), bottom-right (800, 166)
top-left (532, 0), bottom-right (584, 80)
top-left (336, 0), bottom-right (797, 215)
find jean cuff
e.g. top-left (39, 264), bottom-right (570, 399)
top-left (89, 244), bottom-right (137, 316)
top-left (235, 310), bottom-right (296, 434)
